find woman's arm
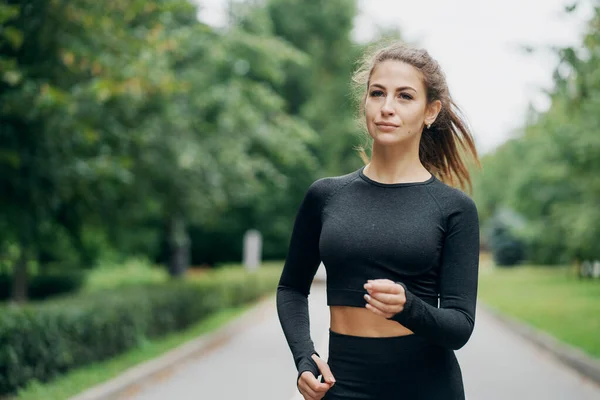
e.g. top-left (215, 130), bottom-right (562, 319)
top-left (276, 180), bottom-right (326, 381)
top-left (389, 195), bottom-right (480, 350)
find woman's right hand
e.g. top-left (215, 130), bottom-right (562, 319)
top-left (297, 354), bottom-right (336, 400)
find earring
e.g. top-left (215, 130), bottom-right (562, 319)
top-left (426, 123), bottom-right (432, 129)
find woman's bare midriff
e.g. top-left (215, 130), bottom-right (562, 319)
top-left (330, 306), bottom-right (414, 337)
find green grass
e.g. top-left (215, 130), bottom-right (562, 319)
top-left (478, 259), bottom-right (600, 359)
top-left (13, 302), bottom-right (257, 400)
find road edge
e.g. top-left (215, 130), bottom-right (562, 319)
top-left (480, 303), bottom-right (600, 387)
top-left (69, 294), bottom-right (276, 400)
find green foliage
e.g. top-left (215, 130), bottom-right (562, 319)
top-left (185, 0), bottom-right (374, 266)
top-left (473, 5), bottom-right (600, 264)
top-left (0, 0), bottom-right (403, 283)
top-left (0, 0), bottom-right (328, 286)
top-left (486, 214), bottom-right (526, 267)
top-left (26, 272), bottom-right (86, 299)
top-left (266, 0), bottom-right (364, 175)
top-left (82, 257), bottom-right (169, 292)
top-left (0, 265), bottom-right (281, 395)
top-left (0, 272), bottom-right (85, 300)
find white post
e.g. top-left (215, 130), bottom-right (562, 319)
top-left (243, 229), bottom-right (262, 271)
top-left (581, 260), bottom-right (592, 278)
top-left (592, 260), bottom-right (600, 279)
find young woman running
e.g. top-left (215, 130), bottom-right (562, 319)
top-left (277, 42), bottom-right (480, 400)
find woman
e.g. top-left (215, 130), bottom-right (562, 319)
top-left (276, 42), bottom-right (480, 400)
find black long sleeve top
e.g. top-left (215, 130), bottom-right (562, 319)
top-left (276, 166), bottom-right (480, 380)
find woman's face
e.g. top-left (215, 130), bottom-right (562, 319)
top-left (365, 60), bottom-right (439, 147)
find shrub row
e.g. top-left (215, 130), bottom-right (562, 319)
top-left (0, 266), bottom-right (281, 395)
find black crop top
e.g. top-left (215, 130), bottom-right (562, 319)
top-left (276, 166), bottom-right (480, 381)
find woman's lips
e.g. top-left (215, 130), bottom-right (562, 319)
top-left (375, 122), bottom-right (400, 132)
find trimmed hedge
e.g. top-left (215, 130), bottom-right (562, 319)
top-left (0, 266), bottom-right (281, 395)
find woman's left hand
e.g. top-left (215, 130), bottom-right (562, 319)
top-left (363, 279), bottom-right (406, 319)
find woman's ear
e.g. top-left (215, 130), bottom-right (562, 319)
top-left (425, 100), bottom-right (442, 126)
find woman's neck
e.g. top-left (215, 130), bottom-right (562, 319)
top-left (365, 142), bottom-right (431, 184)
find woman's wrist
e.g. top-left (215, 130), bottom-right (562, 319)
top-left (296, 351), bottom-right (320, 383)
top-left (389, 281), bottom-right (412, 321)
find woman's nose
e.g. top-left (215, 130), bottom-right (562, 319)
top-left (381, 97), bottom-right (394, 115)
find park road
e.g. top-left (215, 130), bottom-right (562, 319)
top-left (125, 282), bottom-right (600, 400)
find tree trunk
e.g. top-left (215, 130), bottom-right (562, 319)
top-left (167, 214), bottom-right (190, 278)
top-left (11, 245), bottom-right (29, 303)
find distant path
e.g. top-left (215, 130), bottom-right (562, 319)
top-left (126, 283), bottom-right (600, 400)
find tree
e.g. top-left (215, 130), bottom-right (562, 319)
top-left (473, 4), bottom-right (600, 264)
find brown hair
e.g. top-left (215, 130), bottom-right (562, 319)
top-left (352, 41), bottom-right (480, 193)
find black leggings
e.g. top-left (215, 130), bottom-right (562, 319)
top-left (321, 329), bottom-right (465, 400)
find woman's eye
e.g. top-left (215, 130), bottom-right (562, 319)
top-left (369, 90), bottom-right (384, 97)
top-left (399, 93), bottom-right (413, 100)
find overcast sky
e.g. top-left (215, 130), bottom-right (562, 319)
top-left (196, 0), bottom-right (592, 153)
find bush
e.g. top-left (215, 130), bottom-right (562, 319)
top-left (0, 272), bottom-right (86, 301)
top-left (0, 265), bottom-right (281, 395)
top-left (486, 211), bottom-right (527, 267)
top-left (82, 257), bottom-right (168, 293)
top-left (490, 233), bottom-right (526, 267)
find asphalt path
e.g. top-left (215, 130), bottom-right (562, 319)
top-left (127, 280), bottom-right (600, 400)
